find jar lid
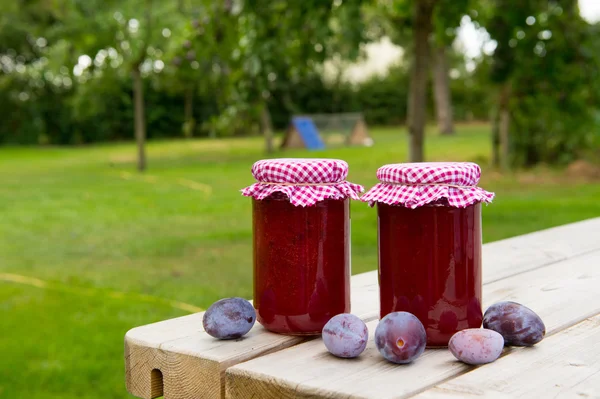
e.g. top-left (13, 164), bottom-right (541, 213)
top-left (361, 162), bottom-right (494, 208)
top-left (241, 158), bottom-right (364, 207)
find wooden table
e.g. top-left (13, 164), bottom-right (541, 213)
top-left (125, 217), bottom-right (600, 399)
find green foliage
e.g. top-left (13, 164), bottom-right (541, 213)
top-left (1, 0), bottom-right (599, 168)
top-left (449, 64), bottom-right (492, 121)
top-left (159, 1), bottom-right (240, 129)
top-left (433, 0), bottom-right (471, 46)
top-left (0, 58), bottom-right (494, 144)
top-left (483, 0), bottom-right (600, 166)
top-left (369, 0), bottom-right (412, 46)
top-left (352, 64), bottom-right (410, 125)
top-left (483, 0), bottom-right (541, 84)
top-left (230, 0), bottom-right (369, 132)
top-left (260, 61), bottom-right (492, 130)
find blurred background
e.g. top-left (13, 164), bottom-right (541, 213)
top-left (1, 0), bottom-right (599, 397)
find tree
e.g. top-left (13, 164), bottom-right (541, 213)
top-left (160, 1), bottom-right (239, 139)
top-left (406, 0), bottom-right (437, 162)
top-left (376, 0), bottom-right (469, 159)
top-left (509, 0), bottom-right (598, 166)
top-left (431, 0), bottom-right (470, 135)
top-left (237, 0), bottom-right (367, 153)
top-left (0, 0), bottom-right (122, 144)
top-left (482, 0), bottom-right (529, 169)
top-left (53, 1), bottom-right (181, 170)
top-left (114, 1), bottom-right (182, 171)
top-left (480, 0), bottom-right (599, 168)
top-left (431, 45), bottom-right (454, 134)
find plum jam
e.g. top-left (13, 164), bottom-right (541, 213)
top-left (252, 195), bottom-right (350, 335)
top-left (378, 202), bottom-right (483, 347)
top-left (242, 158), bottom-right (363, 335)
top-left (362, 162), bottom-right (494, 347)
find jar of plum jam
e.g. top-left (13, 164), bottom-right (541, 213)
top-left (362, 162), bottom-right (494, 347)
top-left (242, 159), bottom-right (363, 335)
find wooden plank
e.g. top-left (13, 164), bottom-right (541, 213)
top-left (225, 249), bottom-right (600, 399)
top-left (126, 217), bottom-right (600, 399)
top-left (125, 272), bottom-right (380, 399)
top-left (413, 314), bottom-right (600, 399)
top-left (481, 217), bottom-right (600, 283)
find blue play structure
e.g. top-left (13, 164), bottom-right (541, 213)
top-left (282, 116), bottom-right (326, 150)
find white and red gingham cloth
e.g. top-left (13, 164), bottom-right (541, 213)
top-left (361, 162), bottom-right (494, 208)
top-left (241, 158), bottom-right (364, 207)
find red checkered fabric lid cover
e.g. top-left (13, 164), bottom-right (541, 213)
top-left (361, 162), bottom-right (494, 208)
top-left (242, 158), bottom-right (364, 207)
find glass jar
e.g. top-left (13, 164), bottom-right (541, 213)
top-left (378, 202), bottom-right (482, 347)
top-left (242, 159), bottom-right (363, 335)
top-left (253, 195), bottom-right (349, 334)
top-left (362, 162), bottom-right (494, 347)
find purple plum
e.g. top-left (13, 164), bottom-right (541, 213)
top-left (375, 312), bottom-right (426, 364)
top-left (322, 314), bottom-right (368, 358)
top-left (449, 328), bottom-right (504, 365)
top-left (203, 297), bottom-right (256, 339)
top-left (483, 301), bottom-right (545, 346)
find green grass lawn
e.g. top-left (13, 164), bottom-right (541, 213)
top-left (1, 124), bottom-right (599, 398)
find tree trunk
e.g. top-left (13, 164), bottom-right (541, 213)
top-left (183, 87), bottom-right (195, 138)
top-left (432, 45), bottom-right (454, 135)
top-left (407, 0), bottom-right (436, 162)
top-left (132, 66), bottom-right (146, 172)
top-left (498, 83), bottom-right (511, 171)
top-left (260, 102), bottom-right (274, 153)
top-left (491, 107), bottom-right (500, 168)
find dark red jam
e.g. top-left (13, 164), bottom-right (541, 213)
top-left (378, 202), bottom-right (483, 347)
top-left (253, 195), bottom-right (350, 335)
